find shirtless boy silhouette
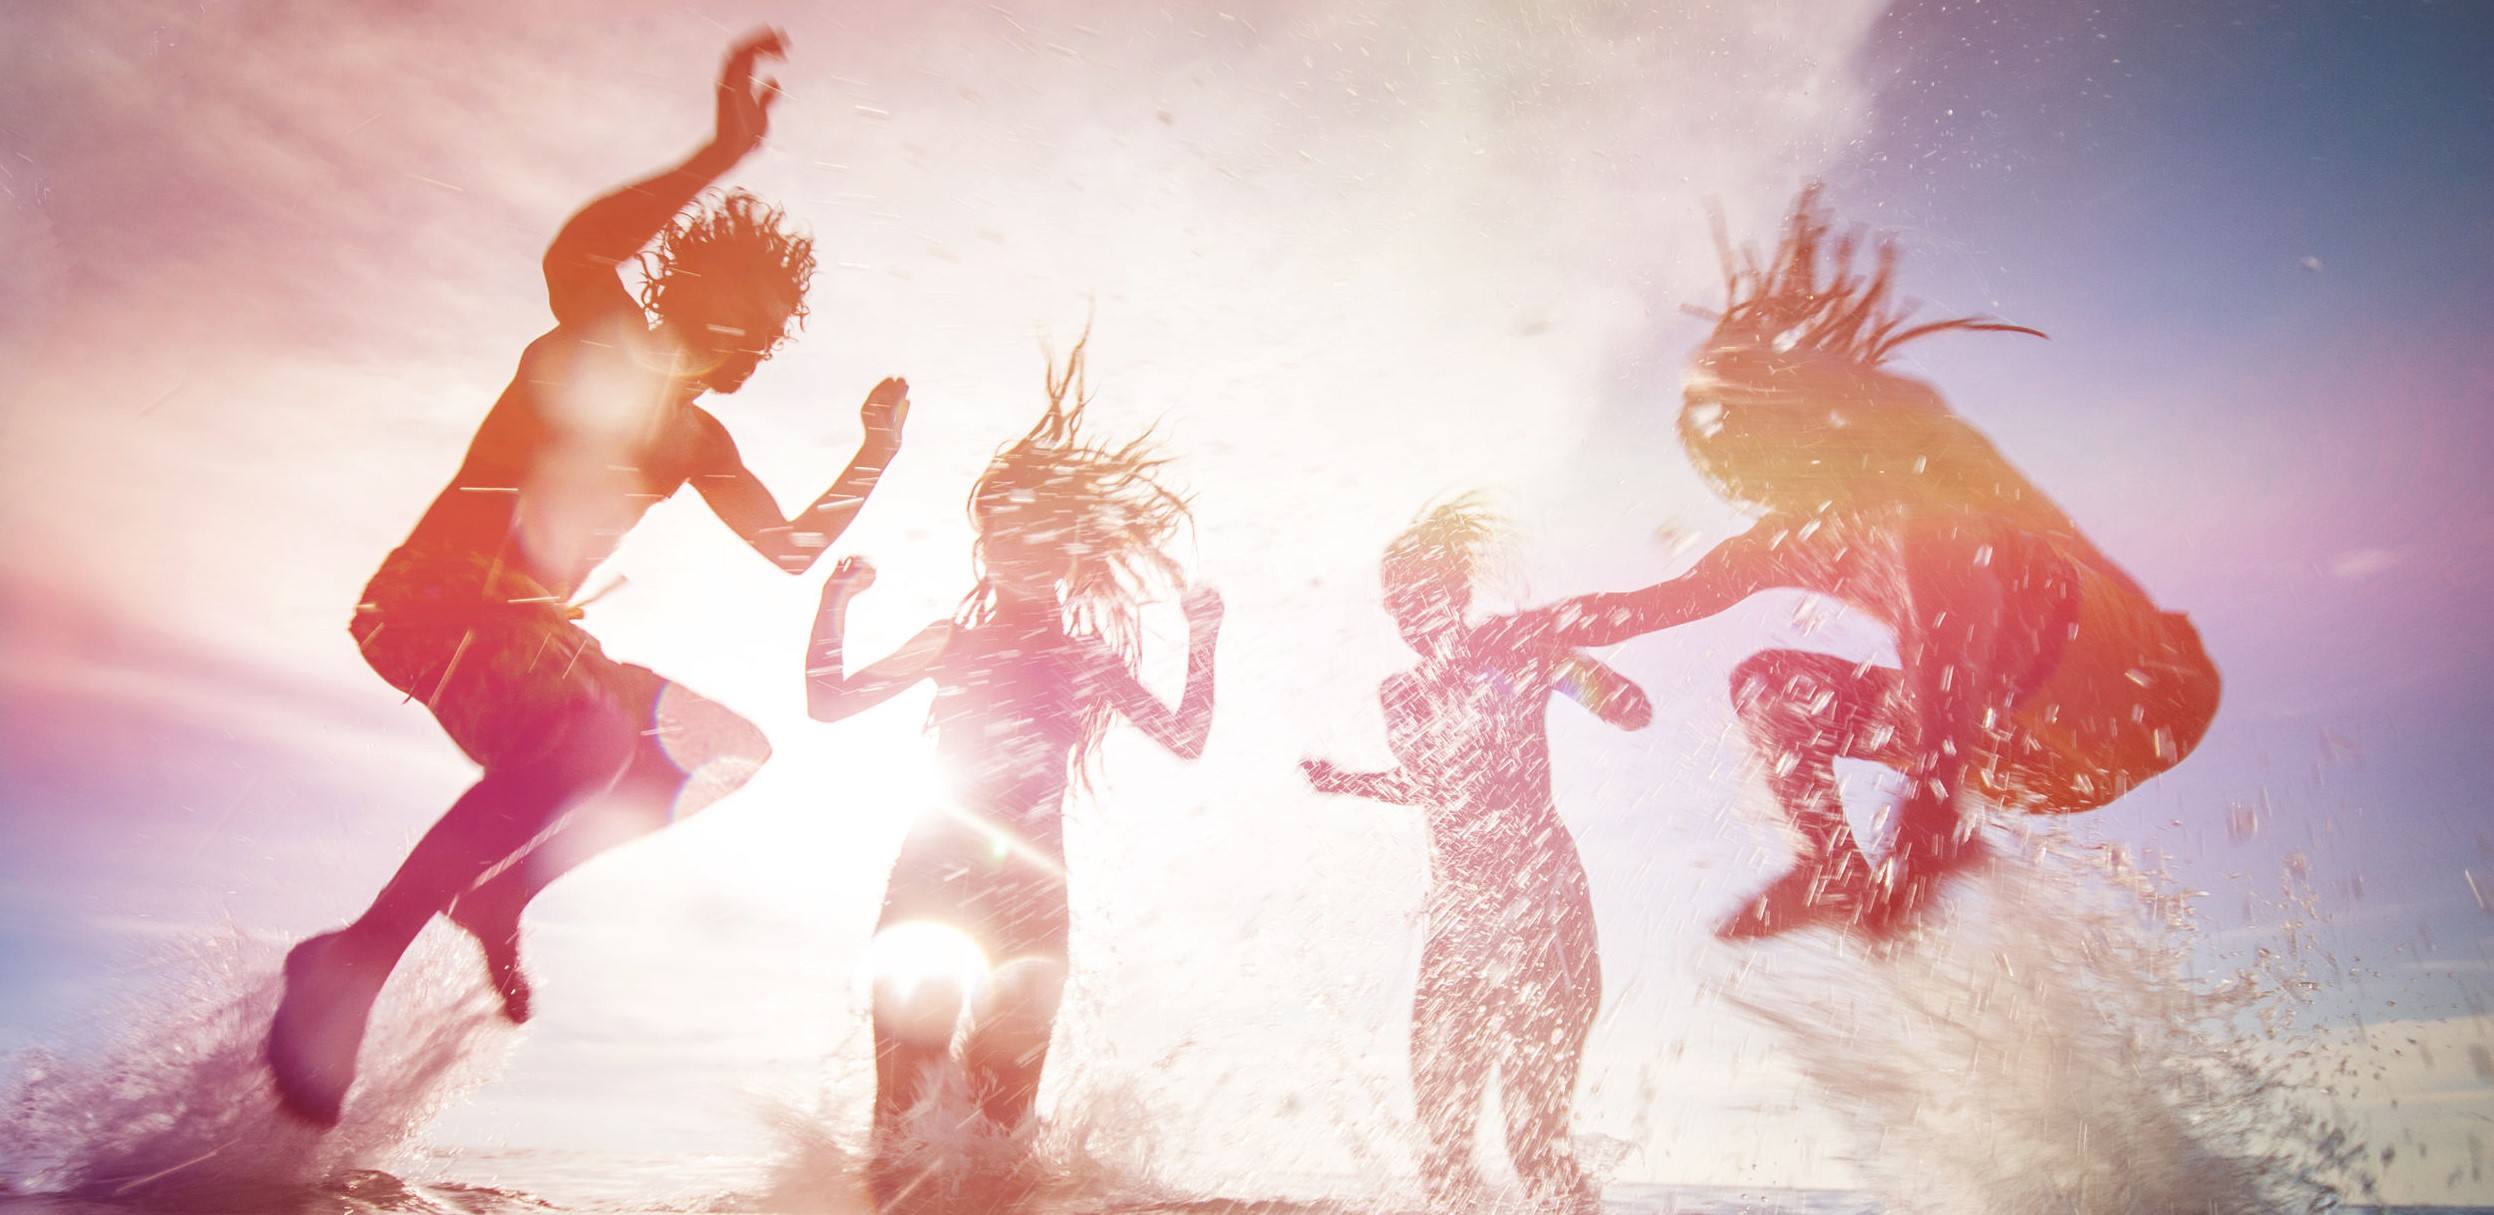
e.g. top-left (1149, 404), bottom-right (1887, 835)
top-left (267, 30), bottom-right (912, 1126)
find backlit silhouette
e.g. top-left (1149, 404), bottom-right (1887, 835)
top-left (1552, 187), bottom-right (2220, 939)
top-left (1304, 497), bottom-right (1653, 1215)
top-left (804, 335), bottom-right (1220, 1199)
top-left (264, 30), bottom-right (913, 1126)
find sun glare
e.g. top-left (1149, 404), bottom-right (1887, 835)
top-left (863, 920), bottom-right (992, 1005)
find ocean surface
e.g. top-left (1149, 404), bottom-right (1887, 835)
top-left (0, 1148), bottom-right (1857, 1214)
top-left (6, 856), bottom-right (2484, 1215)
top-left (5, 1148), bottom-right (2492, 1215)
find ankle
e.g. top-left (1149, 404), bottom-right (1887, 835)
top-left (327, 921), bottom-right (382, 959)
top-left (308, 923), bottom-right (395, 979)
top-left (452, 889), bottom-right (526, 938)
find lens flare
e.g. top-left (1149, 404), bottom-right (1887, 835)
top-left (863, 920), bottom-right (992, 1005)
top-left (648, 682), bottom-right (769, 822)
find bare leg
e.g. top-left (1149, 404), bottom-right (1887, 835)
top-left (1411, 917), bottom-right (1494, 1211)
top-left (870, 965), bottom-right (966, 1215)
top-left (266, 713), bottom-right (637, 1125)
top-left (1718, 649), bottom-right (1913, 940)
top-left (1858, 523), bottom-right (2073, 934)
top-left (961, 956), bottom-right (1067, 1130)
top-left (1498, 893), bottom-right (1602, 1212)
top-left (448, 689), bottom-right (768, 1021)
top-left (873, 970), bottom-right (967, 1136)
top-left (443, 749), bottom-right (684, 1024)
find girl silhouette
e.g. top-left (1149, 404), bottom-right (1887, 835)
top-left (804, 336), bottom-right (1220, 1177)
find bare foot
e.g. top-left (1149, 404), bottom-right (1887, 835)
top-left (1715, 854), bottom-right (1878, 942)
top-left (265, 930), bottom-right (387, 1126)
top-left (447, 895), bottom-right (533, 1024)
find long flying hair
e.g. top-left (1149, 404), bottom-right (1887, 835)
top-left (1696, 183), bottom-right (2045, 366)
top-left (637, 189), bottom-right (816, 344)
top-left (958, 331), bottom-right (1194, 779)
top-left (1681, 186), bottom-right (2048, 514)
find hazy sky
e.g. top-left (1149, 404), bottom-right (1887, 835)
top-left (3, 0), bottom-right (2489, 1206)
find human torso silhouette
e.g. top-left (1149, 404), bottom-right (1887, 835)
top-left (927, 616), bottom-right (1090, 842)
top-left (1695, 383), bottom-right (2206, 812)
top-left (1371, 619), bottom-right (1606, 1212)
top-left (400, 317), bottom-right (711, 600)
top-left (1691, 373), bottom-right (2128, 617)
top-left (1384, 628), bottom-right (1585, 899)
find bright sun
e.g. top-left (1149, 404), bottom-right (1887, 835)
top-left (863, 919), bottom-right (993, 1004)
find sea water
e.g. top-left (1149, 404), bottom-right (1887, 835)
top-left (3, 849), bottom-right (2483, 1215)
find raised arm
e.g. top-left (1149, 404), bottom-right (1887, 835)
top-left (1081, 588), bottom-right (1223, 760)
top-left (1556, 652), bottom-right (1653, 730)
top-left (542, 29), bottom-right (786, 324)
top-left (1300, 759), bottom-right (1423, 805)
top-left (806, 557), bottom-right (948, 723)
top-left (691, 378), bottom-right (909, 574)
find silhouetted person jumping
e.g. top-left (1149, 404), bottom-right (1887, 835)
top-left (805, 334), bottom-right (1219, 1202)
top-left (1304, 497), bottom-right (1653, 1215)
top-left (266, 29), bottom-right (912, 1127)
top-left (1548, 187), bottom-right (2219, 940)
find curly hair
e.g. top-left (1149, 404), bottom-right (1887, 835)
top-left (958, 330), bottom-right (1194, 781)
top-left (636, 189), bottom-right (815, 343)
top-left (1698, 183), bottom-right (2044, 365)
top-left (1381, 492), bottom-right (1508, 605)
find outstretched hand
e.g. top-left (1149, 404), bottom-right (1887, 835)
top-left (714, 28), bottom-right (787, 160)
top-left (1611, 682), bottom-right (1655, 730)
top-left (860, 377), bottom-right (911, 451)
top-left (822, 555), bottom-right (877, 603)
top-left (1300, 758), bottom-right (1348, 794)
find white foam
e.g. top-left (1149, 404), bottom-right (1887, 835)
top-left (0, 929), bottom-right (512, 1206)
top-left (1713, 834), bottom-right (2371, 1214)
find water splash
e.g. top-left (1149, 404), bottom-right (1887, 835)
top-left (0, 930), bottom-right (512, 1209)
top-left (1713, 832), bottom-right (2372, 1214)
top-left (739, 1061), bottom-right (1180, 1215)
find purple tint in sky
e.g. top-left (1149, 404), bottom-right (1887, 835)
top-left (1, 0), bottom-right (2489, 1203)
top-left (1821, 0), bottom-right (2494, 1023)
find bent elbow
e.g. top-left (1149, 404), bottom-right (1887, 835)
top-left (764, 541), bottom-right (814, 576)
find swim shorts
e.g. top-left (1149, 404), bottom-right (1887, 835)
top-left (349, 543), bottom-right (663, 771)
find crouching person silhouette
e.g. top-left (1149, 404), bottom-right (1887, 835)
top-left (1555, 186), bottom-right (2219, 940)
